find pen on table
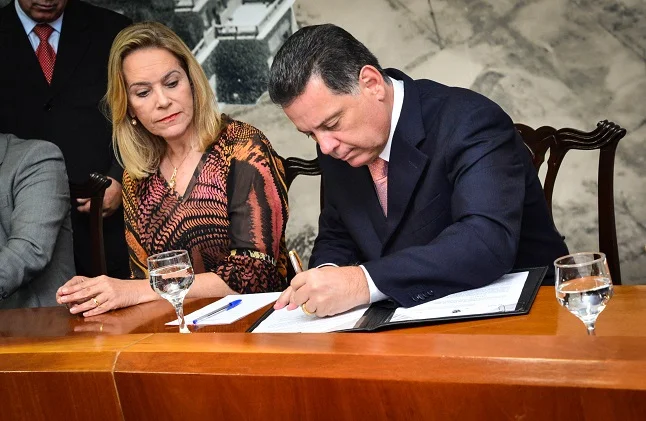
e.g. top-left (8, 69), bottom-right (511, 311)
top-left (192, 299), bottom-right (242, 325)
top-left (289, 249), bottom-right (304, 274)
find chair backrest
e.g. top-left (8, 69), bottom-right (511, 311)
top-left (282, 156), bottom-right (323, 210)
top-left (514, 120), bottom-right (626, 284)
top-left (280, 155), bottom-right (321, 280)
top-left (68, 173), bottom-right (112, 277)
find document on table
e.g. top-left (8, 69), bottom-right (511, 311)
top-left (390, 271), bottom-right (529, 322)
top-left (251, 271), bottom-right (530, 333)
top-left (166, 292), bottom-right (281, 326)
top-left (252, 305), bottom-right (370, 333)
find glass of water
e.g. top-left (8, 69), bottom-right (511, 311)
top-left (554, 252), bottom-right (613, 336)
top-left (147, 250), bottom-right (195, 333)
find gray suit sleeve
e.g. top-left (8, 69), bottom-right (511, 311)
top-left (0, 142), bottom-right (71, 294)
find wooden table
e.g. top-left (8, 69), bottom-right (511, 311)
top-left (1, 286), bottom-right (645, 420)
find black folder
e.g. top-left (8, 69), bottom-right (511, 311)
top-left (247, 266), bottom-right (548, 333)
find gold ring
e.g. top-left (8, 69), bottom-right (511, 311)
top-left (99, 324), bottom-right (104, 332)
top-left (301, 303), bottom-right (314, 316)
top-left (92, 297), bottom-right (100, 307)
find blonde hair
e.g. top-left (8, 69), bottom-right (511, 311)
top-left (106, 21), bottom-right (221, 179)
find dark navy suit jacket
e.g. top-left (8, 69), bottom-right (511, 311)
top-left (310, 69), bottom-right (568, 308)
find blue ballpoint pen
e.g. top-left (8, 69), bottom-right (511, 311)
top-left (192, 299), bottom-right (242, 324)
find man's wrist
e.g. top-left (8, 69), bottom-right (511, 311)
top-left (359, 265), bottom-right (389, 303)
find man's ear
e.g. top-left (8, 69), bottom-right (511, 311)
top-left (359, 65), bottom-right (386, 100)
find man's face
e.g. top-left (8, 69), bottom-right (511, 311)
top-left (283, 72), bottom-right (391, 168)
top-left (18, 0), bottom-right (68, 23)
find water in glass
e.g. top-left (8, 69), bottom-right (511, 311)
top-left (149, 263), bottom-right (194, 304)
top-left (147, 250), bottom-right (194, 333)
top-left (554, 252), bottom-right (613, 335)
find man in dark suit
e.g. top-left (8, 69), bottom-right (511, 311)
top-left (269, 24), bottom-right (569, 317)
top-left (0, 0), bottom-right (132, 278)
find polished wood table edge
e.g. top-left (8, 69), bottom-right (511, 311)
top-left (110, 333), bottom-right (646, 391)
top-left (0, 333), bottom-right (154, 353)
top-left (0, 334), bottom-right (155, 372)
top-left (118, 332), bottom-right (646, 357)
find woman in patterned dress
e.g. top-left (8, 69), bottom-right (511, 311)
top-left (56, 22), bottom-right (289, 316)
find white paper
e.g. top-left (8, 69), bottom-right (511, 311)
top-left (166, 292), bottom-right (281, 326)
top-left (390, 271), bottom-right (529, 322)
top-left (252, 305), bottom-right (370, 333)
top-left (250, 271), bottom-right (529, 333)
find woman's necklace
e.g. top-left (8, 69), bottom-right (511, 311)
top-left (167, 148), bottom-right (192, 191)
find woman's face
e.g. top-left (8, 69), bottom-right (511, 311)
top-left (123, 47), bottom-right (195, 144)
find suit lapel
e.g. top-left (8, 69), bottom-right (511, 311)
top-left (382, 70), bottom-right (429, 246)
top-left (50, 0), bottom-right (91, 97)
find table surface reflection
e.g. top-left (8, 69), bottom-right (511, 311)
top-left (1, 286), bottom-right (644, 338)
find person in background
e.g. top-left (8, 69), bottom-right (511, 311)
top-left (0, 0), bottom-right (131, 278)
top-left (0, 133), bottom-right (75, 309)
top-left (269, 24), bottom-right (569, 317)
top-left (57, 22), bottom-right (289, 316)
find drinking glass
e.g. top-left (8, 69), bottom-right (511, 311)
top-left (554, 252), bottom-right (613, 336)
top-left (147, 250), bottom-right (195, 333)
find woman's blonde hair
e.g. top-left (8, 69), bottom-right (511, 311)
top-left (106, 21), bottom-right (221, 179)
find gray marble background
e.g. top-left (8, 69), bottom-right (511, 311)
top-left (225, 0), bottom-right (645, 284)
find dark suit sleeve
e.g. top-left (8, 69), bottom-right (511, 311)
top-left (364, 104), bottom-right (526, 307)
top-left (0, 142), bottom-right (70, 294)
top-left (309, 153), bottom-right (363, 268)
top-left (309, 202), bottom-right (362, 268)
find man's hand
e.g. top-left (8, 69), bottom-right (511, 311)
top-left (76, 177), bottom-right (123, 217)
top-left (274, 266), bottom-right (370, 317)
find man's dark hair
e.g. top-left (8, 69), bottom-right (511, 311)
top-left (268, 24), bottom-right (389, 107)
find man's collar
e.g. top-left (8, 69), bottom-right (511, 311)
top-left (379, 76), bottom-right (405, 162)
top-left (15, 0), bottom-right (64, 36)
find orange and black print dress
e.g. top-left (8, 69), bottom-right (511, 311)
top-left (122, 118), bottom-right (289, 293)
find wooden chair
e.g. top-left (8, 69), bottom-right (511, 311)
top-left (69, 173), bottom-right (112, 277)
top-left (281, 156), bottom-right (321, 280)
top-left (514, 120), bottom-right (626, 284)
top-left (282, 155), bottom-right (323, 209)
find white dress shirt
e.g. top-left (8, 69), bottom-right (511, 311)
top-left (15, 0), bottom-right (64, 53)
top-left (319, 76), bottom-right (405, 303)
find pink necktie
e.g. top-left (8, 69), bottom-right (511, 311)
top-left (34, 24), bottom-right (56, 84)
top-left (368, 158), bottom-right (388, 216)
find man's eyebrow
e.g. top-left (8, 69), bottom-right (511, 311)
top-left (128, 70), bottom-right (181, 89)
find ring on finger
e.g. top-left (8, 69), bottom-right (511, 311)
top-left (301, 302), bottom-right (315, 316)
top-left (92, 297), bottom-right (100, 307)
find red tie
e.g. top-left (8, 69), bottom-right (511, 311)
top-left (33, 24), bottom-right (56, 84)
top-left (368, 158), bottom-right (388, 216)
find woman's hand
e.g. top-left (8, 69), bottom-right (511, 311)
top-left (56, 275), bottom-right (150, 317)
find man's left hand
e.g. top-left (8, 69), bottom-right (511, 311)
top-left (76, 177), bottom-right (122, 217)
top-left (274, 266), bottom-right (370, 317)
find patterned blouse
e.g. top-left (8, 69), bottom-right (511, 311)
top-left (122, 117), bottom-right (289, 293)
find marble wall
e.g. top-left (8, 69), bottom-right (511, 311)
top-left (226, 0), bottom-right (645, 284)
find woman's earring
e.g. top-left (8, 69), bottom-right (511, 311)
top-left (130, 117), bottom-right (137, 126)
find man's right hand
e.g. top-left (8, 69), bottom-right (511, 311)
top-left (273, 266), bottom-right (370, 317)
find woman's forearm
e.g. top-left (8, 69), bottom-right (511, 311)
top-left (186, 272), bottom-right (236, 298)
